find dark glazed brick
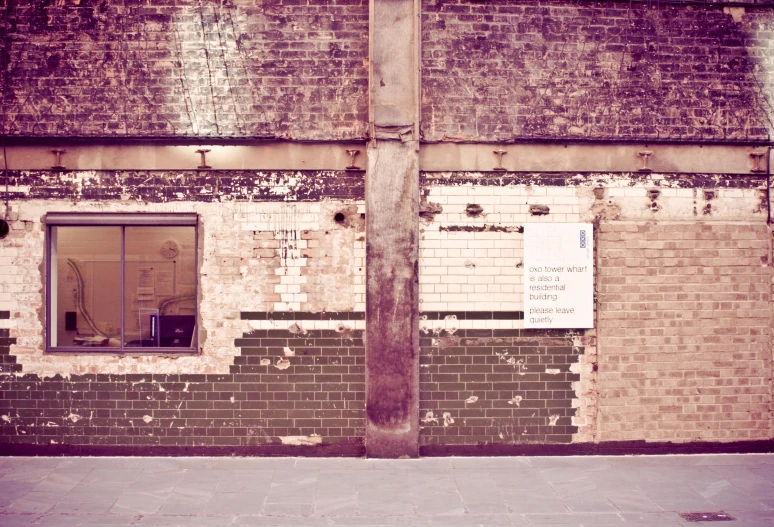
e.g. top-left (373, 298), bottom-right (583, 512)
top-left (420, 326), bottom-right (583, 447)
top-left (0, 312), bottom-right (365, 451)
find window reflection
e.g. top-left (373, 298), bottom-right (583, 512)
top-left (124, 227), bottom-right (196, 348)
top-left (51, 226), bottom-right (122, 347)
top-left (50, 224), bottom-right (196, 350)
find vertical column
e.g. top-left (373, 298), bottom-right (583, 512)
top-left (365, 0), bottom-right (420, 458)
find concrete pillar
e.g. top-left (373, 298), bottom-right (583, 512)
top-left (365, 0), bottom-right (420, 458)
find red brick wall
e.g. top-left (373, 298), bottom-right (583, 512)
top-left (421, 0), bottom-right (773, 142)
top-left (2, 0), bottom-right (368, 139)
top-left (596, 223), bottom-right (772, 442)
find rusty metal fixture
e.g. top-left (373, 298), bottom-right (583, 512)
top-left (637, 150), bottom-right (653, 172)
top-left (465, 203), bottom-right (484, 217)
top-left (195, 149), bottom-right (211, 169)
top-left (51, 149), bottom-right (66, 171)
top-left (749, 151), bottom-right (766, 173)
top-left (593, 186), bottom-right (605, 200)
top-left (703, 189), bottom-right (715, 201)
top-left (346, 149), bottom-right (360, 170)
top-left (648, 188), bottom-right (660, 201)
top-left (529, 204), bottom-right (550, 216)
top-left (493, 148), bottom-right (507, 172)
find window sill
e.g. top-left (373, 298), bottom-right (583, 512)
top-left (45, 347), bottom-right (200, 356)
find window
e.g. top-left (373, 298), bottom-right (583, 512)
top-left (46, 213), bottom-right (198, 353)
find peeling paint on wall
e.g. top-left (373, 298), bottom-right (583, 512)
top-left (279, 434), bottom-right (323, 446)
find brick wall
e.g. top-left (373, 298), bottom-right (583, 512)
top-left (0, 311), bottom-right (364, 451)
top-left (596, 222), bottom-right (772, 442)
top-left (419, 173), bottom-right (593, 445)
top-left (420, 323), bottom-right (581, 446)
top-left (419, 171), bottom-right (770, 446)
top-left (2, 0), bottom-right (368, 139)
top-left (0, 169), bottom-right (365, 452)
top-left (422, 0), bottom-right (774, 142)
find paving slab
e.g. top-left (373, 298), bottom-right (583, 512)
top-left (0, 454), bottom-right (771, 526)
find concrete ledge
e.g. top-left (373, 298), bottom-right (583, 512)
top-left (420, 439), bottom-right (774, 457)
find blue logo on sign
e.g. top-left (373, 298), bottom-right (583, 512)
top-left (580, 230), bottom-right (587, 248)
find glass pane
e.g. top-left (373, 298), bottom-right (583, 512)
top-left (124, 226), bottom-right (196, 348)
top-left (51, 226), bottom-right (122, 348)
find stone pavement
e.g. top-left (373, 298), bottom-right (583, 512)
top-left (0, 454), bottom-right (773, 526)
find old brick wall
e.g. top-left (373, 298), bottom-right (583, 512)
top-left (1, 0), bottom-right (368, 139)
top-left (0, 170), bottom-right (366, 451)
top-left (596, 222), bottom-right (772, 442)
top-left (422, 0), bottom-right (774, 142)
top-left (419, 173), bottom-right (593, 447)
top-left (419, 170), bottom-right (770, 447)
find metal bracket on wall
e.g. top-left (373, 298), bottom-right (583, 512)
top-left (195, 149), bottom-right (211, 169)
top-left (637, 151), bottom-right (653, 172)
top-left (749, 151), bottom-right (767, 173)
top-left (346, 149), bottom-right (361, 170)
top-left (51, 149), bottom-right (66, 171)
top-left (493, 149), bottom-right (507, 172)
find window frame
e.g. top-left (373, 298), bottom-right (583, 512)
top-left (45, 213), bottom-right (199, 354)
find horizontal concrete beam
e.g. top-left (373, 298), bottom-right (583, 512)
top-left (2, 142), bottom-right (769, 175)
top-left (419, 143), bottom-right (770, 175)
top-left (0, 142), bottom-right (368, 171)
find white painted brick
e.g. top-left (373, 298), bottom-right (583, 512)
top-left (468, 275), bottom-right (494, 284)
top-left (443, 240), bottom-right (469, 249)
top-left (448, 302), bottom-right (482, 311)
top-left (437, 186), bottom-right (471, 196)
top-left (551, 196), bottom-right (580, 205)
top-left (470, 301), bottom-right (502, 310)
top-left (421, 302), bottom-right (448, 310)
top-left (547, 187), bottom-right (578, 197)
top-left (623, 187), bottom-right (647, 197)
top-left (445, 195), bottom-right (478, 205)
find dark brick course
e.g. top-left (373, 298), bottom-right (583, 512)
top-left (2, 170), bottom-right (364, 202)
top-left (0, 312), bottom-right (365, 454)
top-left (421, 172), bottom-right (768, 188)
top-left (419, 323), bottom-right (581, 446)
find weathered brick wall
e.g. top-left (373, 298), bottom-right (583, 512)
top-left (0, 170), bottom-right (366, 451)
top-left (596, 222), bottom-right (771, 442)
top-left (420, 170), bottom-right (769, 446)
top-left (419, 173), bottom-right (594, 445)
top-left (422, 0), bottom-right (774, 142)
top-left (420, 324), bottom-right (582, 446)
top-left (1, 0), bottom-right (368, 139)
top-left (0, 311), bottom-right (364, 451)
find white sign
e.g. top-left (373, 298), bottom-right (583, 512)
top-left (523, 223), bottom-right (594, 328)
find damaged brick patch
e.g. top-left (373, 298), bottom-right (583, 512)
top-left (2, 170), bottom-right (365, 203)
